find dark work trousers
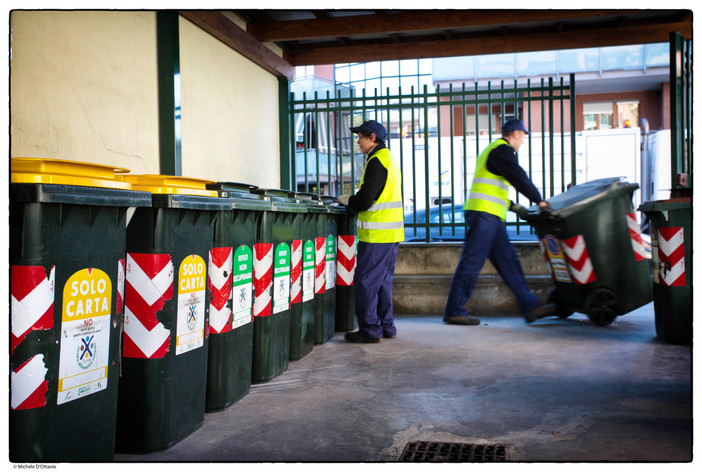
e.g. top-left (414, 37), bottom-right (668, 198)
top-left (354, 241), bottom-right (400, 339)
top-left (445, 210), bottom-right (541, 318)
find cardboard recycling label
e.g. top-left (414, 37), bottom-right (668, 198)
top-left (273, 242), bottom-right (291, 314)
top-left (325, 234), bottom-right (336, 290)
top-left (58, 268), bottom-right (111, 405)
top-left (232, 245), bottom-right (253, 329)
top-left (302, 240), bottom-right (315, 302)
top-left (542, 235), bottom-right (572, 283)
top-left (176, 255), bottom-right (206, 355)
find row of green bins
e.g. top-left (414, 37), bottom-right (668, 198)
top-left (639, 198), bottom-right (692, 345)
top-left (205, 182), bottom-right (271, 410)
top-left (114, 174), bottom-right (231, 453)
top-left (319, 197), bottom-right (348, 340)
top-left (9, 158), bottom-right (151, 462)
top-left (333, 202), bottom-right (358, 333)
top-left (248, 188), bottom-right (302, 382)
top-left (523, 177), bottom-right (652, 326)
top-left (290, 192), bottom-right (321, 360)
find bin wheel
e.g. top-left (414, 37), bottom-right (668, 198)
top-left (547, 287), bottom-right (575, 319)
top-left (585, 288), bottom-right (619, 326)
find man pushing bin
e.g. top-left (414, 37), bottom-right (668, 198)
top-left (443, 119), bottom-right (557, 326)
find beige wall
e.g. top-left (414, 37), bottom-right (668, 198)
top-left (10, 11), bottom-right (160, 174)
top-left (179, 17), bottom-right (280, 188)
top-left (10, 12), bottom-right (282, 188)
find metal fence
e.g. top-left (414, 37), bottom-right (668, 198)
top-left (287, 74), bottom-right (576, 242)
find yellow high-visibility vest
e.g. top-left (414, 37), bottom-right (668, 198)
top-left (464, 138), bottom-right (512, 221)
top-left (357, 148), bottom-right (405, 243)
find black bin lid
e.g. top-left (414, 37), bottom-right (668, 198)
top-left (528, 177), bottom-right (638, 218)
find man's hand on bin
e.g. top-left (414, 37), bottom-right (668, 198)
top-left (538, 200), bottom-right (551, 213)
top-left (509, 201), bottom-right (529, 219)
top-left (336, 195), bottom-right (351, 206)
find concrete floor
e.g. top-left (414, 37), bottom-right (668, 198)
top-left (114, 302), bottom-right (692, 463)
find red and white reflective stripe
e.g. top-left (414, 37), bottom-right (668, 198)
top-left (116, 258), bottom-right (125, 315)
top-left (123, 253), bottom-right (173, 358)
top-left (209, 247), bottom-right (233, 334)
top-left (253, 243), bottom-right (273, 317)
top-left (291, 240), bottom-right (302, 303)
top-left (315, 237), bottom-right (326, 295)
top-left (336, 235), bottom-right (356, 286)
top-left (626, 213), bottom-right (647, 261)
top-left (11, 265), bottom-right (55, 354)
top-left (11, 354), bottom-right (48, 410)
top-left (562, 235), bottom-right (596, 285)
top-left (658, 227), bottom-right (685, 286)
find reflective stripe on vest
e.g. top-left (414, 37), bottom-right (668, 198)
top-left (366, 201), bottom-right (404, 212)
top-left (464, 138), bottom-right (512, 221)
top-left (357, 220), bottom-right (404, 230)
top-left (357, 148), bottom-right (405, 243)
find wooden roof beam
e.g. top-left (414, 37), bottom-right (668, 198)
top-left (284, 20), bottom-right (692, 66)
top-left (248, 10), bottom-right (646, 42)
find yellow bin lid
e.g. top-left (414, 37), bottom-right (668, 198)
top-left (11, 157), bottom-right (132, 190)
top-left (118, 174), bottom-right (218, 197)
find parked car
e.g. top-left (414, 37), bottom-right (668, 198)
top-left (404, 205), bottom-right (538, 242)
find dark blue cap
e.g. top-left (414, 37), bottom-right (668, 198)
top-left (502, 119), bottom-right (530, 135)
top-left (350, 120), bottom-right (387, 141)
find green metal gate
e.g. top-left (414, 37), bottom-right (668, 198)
top-left (670, 32), bottom-right (693, 197)
top-left (285, 74), bottom-right (576, 242)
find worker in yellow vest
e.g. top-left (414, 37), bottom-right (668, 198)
top-left (336, 120), bottom-right (404, 343)
top-left (444, 119), bottom-right (555, 325)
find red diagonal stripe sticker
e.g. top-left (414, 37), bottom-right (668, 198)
top-left (122, 327), bottom-right (170, 359)
top-left (11, 355), bottom-right (49, 410)
top-left (11, 265), bottom-right (55, 353)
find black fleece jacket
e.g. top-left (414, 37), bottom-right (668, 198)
top-left (485, 142), bottom-right (543, 204)
top-left (347, 144), bottom-right (388, 213)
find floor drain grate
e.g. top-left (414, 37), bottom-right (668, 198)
top-left (399, 441), bottom-right (508, 462)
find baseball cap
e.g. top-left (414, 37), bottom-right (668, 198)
top-left (502, 119), bottom-right (530, 135)
top-left (350, 120), bottom-right (387, 141)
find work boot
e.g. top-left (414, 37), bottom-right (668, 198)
top-left (525, 303), bottom-right (557, 323)
top-left (345, 331), bottom-right (381, 343)
top-left (442, 314), bottom-right (481, 325)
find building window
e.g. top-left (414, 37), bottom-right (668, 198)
top-left (583, 100), bottom-right (639, 130)
top-left (335, 59), bottom-right (434, 95)
top-left (295, 65), bottom-right (315, 80)
top-left (617, 101), bottom-right (639, 128)
top-left (583, 101), bottom-right (614, 130)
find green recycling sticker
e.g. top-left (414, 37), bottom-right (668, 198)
top-left (302, 240), bottom-right (315, 302)
top-left (273, 242), bottom-right (291, 314)
top-left (232, 244), bottom-right (253, 329)
top-left (325, 234), bottom-right (336, 290)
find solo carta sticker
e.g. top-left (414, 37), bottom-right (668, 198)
top-left (58, 268), bottom-right (111, 405)
top-left (177, 255), bottom-right (206, 355)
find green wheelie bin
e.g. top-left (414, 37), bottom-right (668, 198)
top-left (205, 182), bottom-right (271, 410)
top-left (310, 197), bottom-right (337, 344)
top-left (523, 177), bottom-right (652, 326)
top-left (248, 188), bottom-right (302, 382)
top-left (114, 174), bottom-right (231, 453)
top-left (299, 194), bottom-right (328, 345)
top-left (639, 198), bottom-right (692, 344)
top-left (9, 158), bottom-right (151, 462)
top-left (288, 192), bottom-right (320, 360)
top-left (317, 196), bottom-right (346, 341)
top-left (334, 203), bottom-right (358, 332)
